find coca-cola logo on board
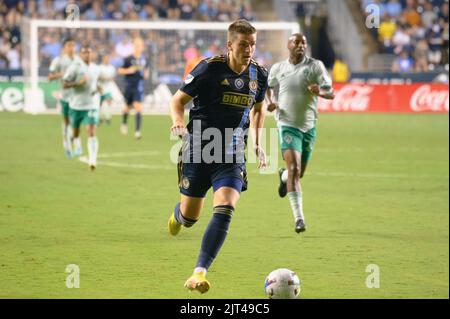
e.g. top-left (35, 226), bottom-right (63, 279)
top-left (319, 85), bottom-right (374, 111)
top-left (410, 85), bottom-right (449, 112)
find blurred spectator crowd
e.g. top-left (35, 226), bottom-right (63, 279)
top-left (361, 0), bottom-right (449, 72)
top-left (0, 0), bottom-right (257, 72)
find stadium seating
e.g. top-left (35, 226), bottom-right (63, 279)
top-left (0, 0), bottom-right (257, 71)
top-left (359, 0), bottom-right (449, 71)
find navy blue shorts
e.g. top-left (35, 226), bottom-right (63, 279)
top-left (124, 89), bottom-right (143, 105)
top-left (178, 162), bottom-right (248, 198)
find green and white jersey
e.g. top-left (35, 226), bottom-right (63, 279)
top-left (268, 56), bottom-right (332, 132)
top-left (98, 64), bottom-right (116, 94)
top-left (49, 54), bottom-right (81, 102)
top-left (63, 60), bottom-right (100, 111)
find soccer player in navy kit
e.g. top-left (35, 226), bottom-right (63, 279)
top-left (118, 37), bottom-right (149, 139)
top-left (168, 20), bottom-right (268, 294)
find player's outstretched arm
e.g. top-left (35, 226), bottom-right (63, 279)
top-left (170, 90), bottom-right (192, 136)
top-left (250, 102), bottom-right (267, 168)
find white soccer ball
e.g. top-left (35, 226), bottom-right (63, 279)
top-left (264, 268), bottom-right (301, 299)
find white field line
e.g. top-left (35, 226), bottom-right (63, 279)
top-left (78, 152), bottom-right (448, 179)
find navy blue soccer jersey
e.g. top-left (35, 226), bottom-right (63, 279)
top-left (122, 55), bottom-right (147, 92)
top-left (180, 54), bottom-right (268, 141)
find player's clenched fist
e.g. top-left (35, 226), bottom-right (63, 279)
top-left (171, 121), bottom-right (188, 137)
top-left (267, 102), bottom-right (278, 112)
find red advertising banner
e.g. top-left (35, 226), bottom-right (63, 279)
top-left (318, 83), bottom-right (449, 113)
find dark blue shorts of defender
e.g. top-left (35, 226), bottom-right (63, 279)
top-left (124, 89), bottom-right (143, 105)
top-left (179, 162), bottom-right (247, 198)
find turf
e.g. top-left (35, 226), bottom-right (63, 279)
top-left (0, 112), bottom-right (448, 298)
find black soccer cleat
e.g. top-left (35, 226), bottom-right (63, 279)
top-left (278, 168), bottom-right (287, 198)
top-left (295, 219), bottom-right (307, 233)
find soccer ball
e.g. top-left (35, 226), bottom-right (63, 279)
top-left (264, 268), bottom-right (301, 299)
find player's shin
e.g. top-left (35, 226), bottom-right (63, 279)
top-left (122, 112), bottom-right (128, 125)
top-left (87, 136), bottom-right (98, 166)
top-left (73, 136), bottom-right (82, 156)
top-left (195, 205), bottom-right (234, 272)
top-left (62, 123), bottom-right (71, 155)
top-left (104, 103), bottom-right (112, 123)
top-left (287, 191), bottom-right (305, 222)
top-left (135, 112), bottom-right (142, 132)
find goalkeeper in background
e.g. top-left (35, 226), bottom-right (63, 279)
top-left (266, 33), bottom-right (335, 233)
top-left (48, 37), bottom-right (80, 157)
top-left (118, 37), bottom-right (149, 139)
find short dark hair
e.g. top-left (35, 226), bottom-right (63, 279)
top-left (80, 44), bottom-right (91, 51)
top-left (62, 36), bottom-right (75, 46)
top-left (228, 19), bottom-right (256, 41)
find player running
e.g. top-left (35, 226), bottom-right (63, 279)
top-left (98, 53), bottom-right (116, 125)
top-left (48, 37), bottom-right (79, 157)
top-left (117, 37), bottom-right (149, 139)
top-left (167, 19), bottom-right (268, 294)
top-left (265, 33), bottom-right (335, 233)
top-left (63, 45), bottom-right (101, 171)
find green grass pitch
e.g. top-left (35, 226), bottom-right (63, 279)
top-left (0, 112), bottom-right (448, 298)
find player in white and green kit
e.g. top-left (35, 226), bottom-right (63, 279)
top-left (98, 54), bottom-right (116, 125)
top-left (266, 33), bottom-right (335, 233)
top-left (48, 37), bottom-right (79, 157)
top-left (63, 45), bottom-right (101, 171)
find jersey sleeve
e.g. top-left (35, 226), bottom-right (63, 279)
top-left (267, 63), bottom-right (279, 88)
top-left (313, 61), bottom-right (333, 90)
top-left (49, 57), bottom-right (60, 73)
top-left (255, 67), bottom-right (269, 103)
top-left (179, 59), bottom-right (208, 98)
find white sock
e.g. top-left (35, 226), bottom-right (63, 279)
top-left (66, 125), bottom-right (73, 153)
top-left (62, 123), bottom-right (69, 149)
top-left (287, 191), bottom-right (305, 222)
top-left (281, 169), bottom-right (288, 183)
top-left (103, 104), bottom-right (111, 121)
top-left (87, 137), bottom-right (99, 165)
top-left (74, 137), bottom-right (82, 154)
top-left (194, 267), bottom-right (207, 275)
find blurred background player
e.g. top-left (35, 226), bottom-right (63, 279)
top-left (265, 33), bottom-right (335, 233)
top-left (98, 53), bottom-right (116, 125)
top-left (117, 37), bottom-right (149, 139)
top-left (63, 45), bottom-right (101, 171)
top-left (48, 37), bottom-right (79, 157)
top-left (168, 20), bottom-right (268, 294)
